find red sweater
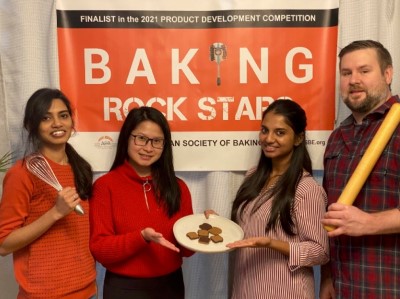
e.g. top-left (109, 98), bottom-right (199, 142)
top-left (89, 160), bottom-right (194, 277)
top-left (0, 159), bottom-right (96, 299)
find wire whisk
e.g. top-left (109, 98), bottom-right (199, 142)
top-left (210, 42), bottom-right (227, 86)
top-left (25, 153), bottom-right (85, 215)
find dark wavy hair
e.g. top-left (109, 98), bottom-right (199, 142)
top-left (110, 106), bottom-right (181, 217)
top-left (23, 88), bottom-right (93, 199)
top-left (231, 99), bottom-right (312, 235)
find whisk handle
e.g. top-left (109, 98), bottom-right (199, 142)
top-left (75, 204), bottom-right (85, 215)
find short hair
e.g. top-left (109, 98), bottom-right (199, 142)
top-left (339, 40), bottom-right (392, 74)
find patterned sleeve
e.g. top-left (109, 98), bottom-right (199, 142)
top-left (288, 176), bottom-right (329, 271)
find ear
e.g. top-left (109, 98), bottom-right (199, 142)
top-left (294, 132), bottom-right (304, 146)
top-left (384, 65), bottom-right (393, 86)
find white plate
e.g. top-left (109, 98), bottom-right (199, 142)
top-left (173, 213), bottom-right (244, 253)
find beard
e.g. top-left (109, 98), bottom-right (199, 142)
top-left (343, 84), bottom-right (388, 114)
top-left (344, 93), bottom-right (381, 113)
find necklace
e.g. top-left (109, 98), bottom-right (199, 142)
top-left (265, 174), bottom-right (282, 188)
top-left (60, 156), bottom-right (69, 165)
top-left (142, 179), bottom-right (151, 211)
top-left (38, 151), bottom-right (68, 165)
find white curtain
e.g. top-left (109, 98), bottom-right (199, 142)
top-left (1, 1), bottom-right (399, 298)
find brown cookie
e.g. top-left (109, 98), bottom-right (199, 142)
top-left (199, 223), bottom-right (212, 230)
top-left (197, 229), bottom-right (209, 237)
top-left (210, 235), bottom-right (223, 243)
top-left (198, 236), bottom-right (210, 244)
top-left (209, 226), bottom-right (222, 235)
top-left (186, 232), bottom-right (199, 240)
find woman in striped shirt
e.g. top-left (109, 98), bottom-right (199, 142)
top-left (226, 99), bottom-right (329, 298)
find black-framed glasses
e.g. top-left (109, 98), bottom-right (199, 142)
top-left (130, 134), bottom-right (165, 149)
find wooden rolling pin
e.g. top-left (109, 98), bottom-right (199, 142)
top-left (325, 102), bottom-right (400, 232)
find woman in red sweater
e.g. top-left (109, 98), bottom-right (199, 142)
top-left (89, 106), bottom-right (194, 299)
top-left (0, 88), bottom-right (96, 299)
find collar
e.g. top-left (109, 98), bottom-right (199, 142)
top-left (118, 160), bottom-right (152, 183)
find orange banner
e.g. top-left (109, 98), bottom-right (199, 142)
top-left (57, 2), bottom-right (338, 171)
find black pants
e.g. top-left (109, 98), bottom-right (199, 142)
top-left (103, 269), bottom-right (184, 299)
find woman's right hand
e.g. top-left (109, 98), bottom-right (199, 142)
top-left (53, 187), bottom-right (81, 219)
top-left (204, 209), bottom-right (219, 219)
top-left (226, 237), bottom-right (272, 249)
top-left (320, 264), bottom-right (336, 299)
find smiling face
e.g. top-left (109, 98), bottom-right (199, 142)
top-left (259, 111), bottom-right (303, 167)
top-left (339, 48), bottom-right (392, 122)
top-left (127, 120), bottom-right (164, 176)
top-left (38, 98), bottom-right (73, 150)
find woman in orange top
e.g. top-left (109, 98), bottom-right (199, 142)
top-left (0, 88), bottom-right (96, 299)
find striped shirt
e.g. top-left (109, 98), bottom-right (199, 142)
top-left (231, 173), bottom-right (329, 299)
top-left (323, 95), bottom-right (400, 298)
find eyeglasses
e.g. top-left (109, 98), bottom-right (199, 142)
top-left (130, 134), bottom-right (165, 149)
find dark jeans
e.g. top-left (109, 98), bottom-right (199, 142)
top-left (103, 268), bottom-right (184, 299)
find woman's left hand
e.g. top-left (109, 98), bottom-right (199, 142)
top-left (141, 227), bottom-right (180, 252)
top-left (226, 237), bottom-right (271, 249)
top-left (204, 209), bottom-right (219, 219)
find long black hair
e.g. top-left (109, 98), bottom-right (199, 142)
top-left (231, 99), bottom-right (312, 235)
top-left (111, 106), bottom-right (181, 217)
top-left (23, 88), bottom-right (93, 199)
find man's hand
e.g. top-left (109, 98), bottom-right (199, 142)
top-left (322, 203), bottom-right (372, 237)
